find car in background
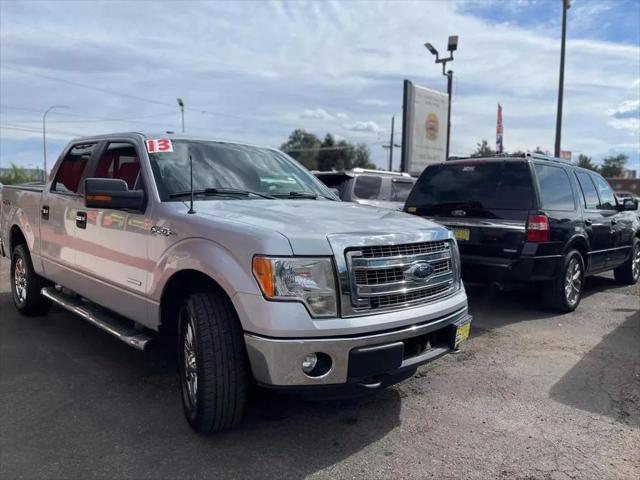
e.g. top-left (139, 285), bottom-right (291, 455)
top-left (314, 168), bottom-right (416, 210)
top-left (404, 153), bottom-right (640, 312)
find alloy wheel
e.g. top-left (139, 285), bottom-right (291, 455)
top-left (182, 309), bottom-right (198, 411)
top-left (564, 257), bottom-right (582, 306)
top-left (632, 244), bottom-right (640, 280)
top-left (14, 257), bottom-right (27, 304)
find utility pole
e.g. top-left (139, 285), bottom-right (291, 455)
top-left (42, 105), bottom-right (69, 182)
top-left (382, 115), bottom-right (401, 171)
top-left (177, 98), bottom-right (185, 132)
top-left (554, 0), bottom-right (570, 158)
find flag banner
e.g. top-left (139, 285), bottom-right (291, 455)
top-left (560, 150), bottom-right (572, 160)
top-left (401, 80), bottom-right (448, 174)
top-left (496, 103), bottom-right (504, 154)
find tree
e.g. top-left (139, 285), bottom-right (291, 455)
top-left (316, 134), bottom-right (337, 171)
top-left (470, 139), bottom-right (495, 157)
top-left (575, 154), bottom-right (598, 172)
top-left (533, 146), bottom-right (549, 155)
top-left (352, 144), bottom-right (376, 169)
top-left (599, 154), bottom-right (628, 178)
top-left (0, 163), bottom-right (32, 185)
top-left (280, 129), bottom-right (321, 170)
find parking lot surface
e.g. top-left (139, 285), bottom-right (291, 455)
top-left (0, 257), bottom-right (638, 479)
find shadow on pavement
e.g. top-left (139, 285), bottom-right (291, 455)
top-left (0, 291), bottom-right (401, 479)
top-left (549, 308), bottom-right (640, 427)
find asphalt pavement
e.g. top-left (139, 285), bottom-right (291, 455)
top-left (0, 257), bottom-right (638, 479)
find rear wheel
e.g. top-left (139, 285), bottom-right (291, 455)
top-left (614, 237), bottom-right (640, 285)
top-left (10, 245), bottom-right (51, 316)
top-left (178, 291), bottom-right (248, 433)
top-left (542, 249), bottom-right (585, 313)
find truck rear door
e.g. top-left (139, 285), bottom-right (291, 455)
top-left (404, 160), bottom-right (534, 263)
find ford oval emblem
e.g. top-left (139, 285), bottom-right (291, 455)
top-left (411, 262), bottom-right (434, 280)
top-left (451, 210), bottom-right (466, 217)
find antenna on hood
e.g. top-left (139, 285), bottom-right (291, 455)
top-left (187, 154), bottom-right (195, 214)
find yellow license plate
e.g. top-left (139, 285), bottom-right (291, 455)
top-left (454, 321), bottom-right (471, 349)
top-left (452, 228), bottom-right (470, 241)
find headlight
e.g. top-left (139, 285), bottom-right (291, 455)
top-left (252, 256), bottom-right (337, 317)
top-left (450, 237), bottom-right (462, 290)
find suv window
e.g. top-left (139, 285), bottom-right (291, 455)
top-left (575, 171), bottom-right (599, 209)
top-left (534, 164), bottom-right (575, 211)
top-left (93, 142), bottom-right (142, 190)
top-left (390, 179), bottom-right (415, 202)
top-left (591, 174), bottom-right (617, 210)
top-left (52, 143), bottom-right (96, 193)
top-left (406, 161), bottom-right (534, 212)
top-left (353, 176), bottom-right (382, 200)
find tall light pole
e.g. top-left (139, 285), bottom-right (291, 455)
top-left (425, 36), bottom-right (458, 160)
top-left (43, 105), bottom-right (69, 181)
top-left (554, 0), bottom-right (570, 158)
top-left (177, 98), bottom-right (185, 133)
top-left (382, 115), bottom-right (401, 171)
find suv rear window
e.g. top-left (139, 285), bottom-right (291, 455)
top-left (406, 161), bottom-right (534, 211)
top-left (353, 176), bottom-right (382, 199)
top-left (534, 164), bottom-right (575, 211)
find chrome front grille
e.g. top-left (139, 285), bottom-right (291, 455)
top-left (344, 240), bottom-right (456, 314)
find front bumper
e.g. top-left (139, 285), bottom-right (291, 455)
top-left (244, 307), bottom-right (471, 387)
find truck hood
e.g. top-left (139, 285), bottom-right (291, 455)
top-left (193, 199), bottom-right (445, 255)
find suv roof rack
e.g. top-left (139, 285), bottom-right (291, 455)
top-left (451, 152), bottom-right (571, 165)
top-left (351, 168), bottom-right (411, 177)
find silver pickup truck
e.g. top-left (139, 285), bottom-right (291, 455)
top-left (0, 133), bottom-right (471, 433)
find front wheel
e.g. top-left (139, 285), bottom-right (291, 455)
top-left (613, 237), bottom-right (640, 285)
top-left (542, 249), bottom-right (585, 313)
top-left (178, 292), bottom-right (248, 434)
top-left (10, 245), bottom-right (51, 316)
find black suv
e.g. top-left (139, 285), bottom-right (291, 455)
top-left (404, 153), bottom-right (640, 312)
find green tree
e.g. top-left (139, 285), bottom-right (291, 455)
top-left (533, 146), bottom-right (549, 155)
top-left (317, 134), bottom-right (337, 171)
top-left (352, 144), bottom-right (376, 169)
top-left (280, 129), bottom-right (321, 170)
top-left (470, 139), bottom-right (495, 157)
top-left (0, 163), bottom-right (32, 185)
top-left (599, 153), bottom-right (628, 178)
top-left (575, 154), bottom-right (598, 172)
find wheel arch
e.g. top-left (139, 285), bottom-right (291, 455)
top-left (565, 234), bottom-right (589, 269)
top-left (9, 224), bottom-right (27, 255)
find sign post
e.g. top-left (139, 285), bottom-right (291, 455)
top-left (400, 80), bottom-right (448, 176)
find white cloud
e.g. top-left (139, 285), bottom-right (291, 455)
top-left (300, 108), bottom-right (333, 120)
top-left (607, 99), bottom-right (640, 117)
top-left (343, 121), bottom-right (385, 134)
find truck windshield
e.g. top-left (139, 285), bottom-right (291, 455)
top-left (148, 140), bottom-right (334, 201)
top-left (405, 161), bottom-right (534, 213)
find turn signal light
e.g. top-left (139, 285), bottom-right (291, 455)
top-left (526, 214), bottom-right (550, 242)
top-left (252, 257), bottom-right (275, 297)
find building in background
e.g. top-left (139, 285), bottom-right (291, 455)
top-left (607, 178), bottom-right (640, 197)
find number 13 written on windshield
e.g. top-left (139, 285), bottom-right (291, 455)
top-left (145, 138), bottom-right (174, 153)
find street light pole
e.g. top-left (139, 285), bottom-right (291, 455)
top-left (554, 0), bottom-right (570, 158)
top-left (177, 98), bottom-right (185, 133)
top-left (381, 115), bottom-right (402, 171)
top-left (425, 35), bottom-right (458, 160)
top-left (43, 105), bottom-right (69, 182)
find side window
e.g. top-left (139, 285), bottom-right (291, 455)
top-left (390, 179), bottom-right (415, 202)
top-left (93, 142), bottom-right (142, 190)
top-left (353, 176), bottom-right (382, 200)
top-left (534, 164), bottom-right (575, 211)
top-left (575, 171), bottom-right (599, 209)
top-left (591, 174), bottom-right (617, 210)
top-left (52, 143), bottom-right (96, 193)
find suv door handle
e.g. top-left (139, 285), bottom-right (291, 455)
top-left (76, 211), bottom-right (87, 229)
top-left (610, 218), bottom-right (617, 225)
top-left (584, 218), bottom-right (593, 226)
top-left (41, 205), bottom-right (49, 220)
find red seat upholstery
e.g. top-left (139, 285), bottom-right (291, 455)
top-left (56, 158), bottom-right (87, 193)
top-left (117, 162), bottom-right (140, 190)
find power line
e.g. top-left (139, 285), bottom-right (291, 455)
top-left (0, 105), bottom-right (178, 122)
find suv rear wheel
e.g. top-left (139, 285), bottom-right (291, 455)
top-left (613, 237), bottom-right (640, 285)
top-left (542, 249), bottom-right (585, 313)
top-left (178, 291), bottom-right (248, 433)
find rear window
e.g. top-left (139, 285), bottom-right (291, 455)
top-left (315, 174), bottom-right (350, 199)
top-left (406, 161), bottom-right (534, 210)
top-left (534, 164), bottom-right (575, 211)
top-left (353, 176), bottom-right (382, 200)
top-left (390, 179), bottom-right (415, 202)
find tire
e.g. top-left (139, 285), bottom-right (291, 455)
top-left (178, 291), bottom-right (248, 433)
top-left (10, 244), bottom-right (52, 316)
top-left (542, 249), bottom-right (585, 313)
top-left (614, 237), bottom-right (640, 285)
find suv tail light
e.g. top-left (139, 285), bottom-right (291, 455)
top-left (526, 214), bottom-right (550, 242)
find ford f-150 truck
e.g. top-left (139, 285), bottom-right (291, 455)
top-left (0, 133), bottom-right (471, 433)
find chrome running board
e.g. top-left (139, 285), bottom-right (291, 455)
top-left (41, 287), bottom-right (151, 350)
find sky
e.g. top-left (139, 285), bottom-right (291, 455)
top-left (1, 0), bottom-right (639, 174)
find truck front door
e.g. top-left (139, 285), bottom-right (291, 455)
top-left (73, 141), bottom-right (152, 324)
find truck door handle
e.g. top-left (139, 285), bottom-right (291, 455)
top-left (41, 205), bottom-right (49, 220)
top-left (584, 218), bottom-right (592, 226)
top-left (610, 218), bottom-right (617, 225)
top-left (76, 211), bottom-right (87, 229)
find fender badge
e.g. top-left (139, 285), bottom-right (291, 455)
top-left (150, 226), bottom-right (175, 237)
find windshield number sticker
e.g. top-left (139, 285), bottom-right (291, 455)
top-left (146, 138), bottom-right (173, 153)
top-left (462, 166), bottom-right (475, 171)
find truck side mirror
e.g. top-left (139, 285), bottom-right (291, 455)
top-left (84, 178), bottom-right (145, 210)
top-left (621, 198), bottom-right (638, 211)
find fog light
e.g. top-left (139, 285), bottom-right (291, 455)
top-left (302, 353), bottom-right (318, 374)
